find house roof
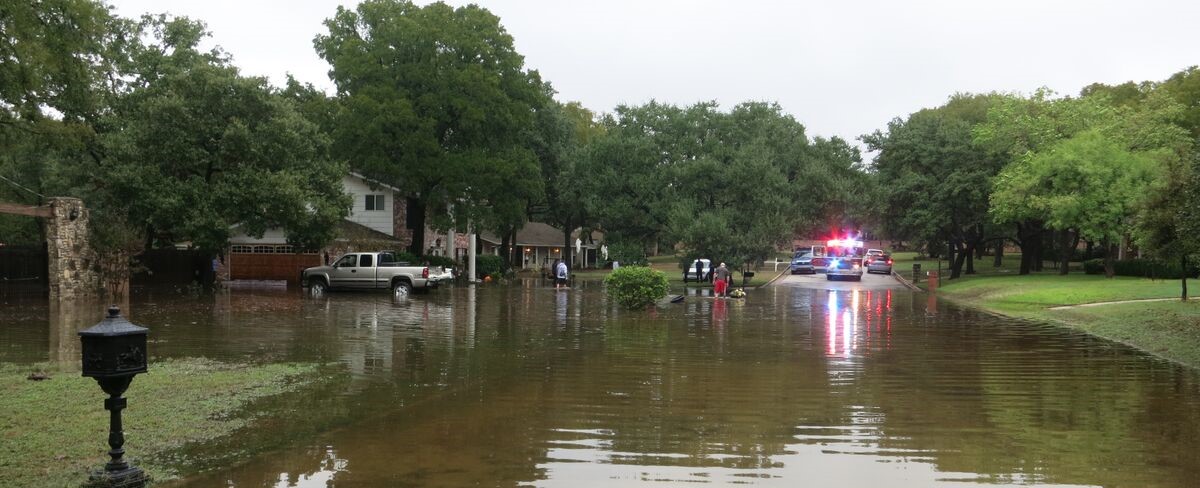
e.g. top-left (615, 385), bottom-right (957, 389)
top-left (334, 220), bottom-right (402, 244)
top-left (480, 222), bottom-right (571, 248)
top-left (348, 172), bottom-right (403, 193)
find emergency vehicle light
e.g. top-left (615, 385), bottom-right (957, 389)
top-left (826, 239), bottom-right (864, 248)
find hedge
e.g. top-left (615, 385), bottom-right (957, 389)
top-left (1083, 258), bottom-right (1199, 279)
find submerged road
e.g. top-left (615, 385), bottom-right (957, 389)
top-left (772, 269), bottom-right (905, 291)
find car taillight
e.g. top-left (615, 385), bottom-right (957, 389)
top-left (422, 267), bottom-right (429, 279)
top-left (887, 259), bottom-right (893, 265)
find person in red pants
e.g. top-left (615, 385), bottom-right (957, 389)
top-left (713, 262), bottom-right (730, 297)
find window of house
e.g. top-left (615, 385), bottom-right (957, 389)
top-left (365, 194), bottom-right (386, 211)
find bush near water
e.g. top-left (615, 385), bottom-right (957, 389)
top-left (605, 266), bottom-right (670, 309)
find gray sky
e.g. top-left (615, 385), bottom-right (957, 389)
top-left (108, 0), bottom-right (1200, 152)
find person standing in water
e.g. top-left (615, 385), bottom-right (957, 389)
top-left (714, 262), bottom-right (731, 298)
top-left (555, 259), bottom-right (569, 290)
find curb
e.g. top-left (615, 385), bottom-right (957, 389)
top-left (761, 268), bottom-right (789, 287)
top-left (891, 270), bottom-right (922, 291)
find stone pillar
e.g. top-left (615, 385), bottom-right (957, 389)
top-left (44, 197), bottom-right (99, 300)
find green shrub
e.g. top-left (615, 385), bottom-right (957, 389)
top-left (391, 251), bottom-right (420, 264)
top-left (1083, 258), bottom-right (1198, 279)
top-left (604, 266), bottom-right (669, 310)
top-left (421, 255), bottom-right (457, 268)
top-left (475, 254), bottom-right (504, 279)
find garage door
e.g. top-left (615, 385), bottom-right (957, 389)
top-left (229, 245), bottom-right (321, 283)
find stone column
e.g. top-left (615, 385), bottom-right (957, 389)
top-left (44, 197), bottom-right (99, 300)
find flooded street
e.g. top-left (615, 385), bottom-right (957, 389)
top-left (4, 282), bottom-right (1200, 487)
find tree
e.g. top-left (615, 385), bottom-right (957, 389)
top-left (527, 99), bottom-right (590, 269)
top-left (992, 130), bottom-right (1165, 277)
top-left (96, 16), bottom-right (349, 271)
top-left (0, 0), bottom-right (121, 123)
top-left (0, 0), bottom-right (123, 243)
top-left (315, 0), bottom-right (546, 254)
top-left (863, 94), bottom-right (1005, 278)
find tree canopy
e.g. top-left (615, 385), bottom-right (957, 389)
top-left (315, 0), bottom-right (547, 254)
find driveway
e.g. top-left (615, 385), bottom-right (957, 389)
top-left (772, 270), bottom-right (906, 291)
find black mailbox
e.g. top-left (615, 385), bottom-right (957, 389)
top-left (78, 306), bottom-right (150, 487)
top-left (80, 306), bottom-right (148, 378)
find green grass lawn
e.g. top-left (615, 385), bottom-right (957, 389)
top-left (932, 270), bottom-right (1198, 368)
top-left (0, 359), bottom-right (322, 487)
top-left (1045, 300), bottom-right (1200, 366)
top-left (936, 273), bottom-right (1181, 313)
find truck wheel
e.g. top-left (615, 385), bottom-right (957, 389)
top-left (308, 278), bottom-right (326, 298)
top-left (392, 280), bottom-right (412, 298)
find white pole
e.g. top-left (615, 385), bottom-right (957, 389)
top-left (468, 219), bottom-right (477, 283)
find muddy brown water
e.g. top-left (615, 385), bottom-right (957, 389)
top-left (3, 282), bottom-right (1200, 487)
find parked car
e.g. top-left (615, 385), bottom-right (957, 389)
top-left (683, 258), bottom-right (713, 283)
top-left (302, 252), bottom-right (437, 298)
top-left (790, 251), bottom-right (815, 274)
top-left (866, 253), bottom-right (893, 274)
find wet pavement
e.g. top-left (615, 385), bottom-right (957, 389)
top-left (773, 269), bottom-right (905, 290)
top-left (3, 280), bottom-right (1200, 487)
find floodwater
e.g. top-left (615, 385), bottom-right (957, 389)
top-left (3, 281), bottom-right (1200, 487)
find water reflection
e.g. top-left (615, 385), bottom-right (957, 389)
top-left (4, 284), bottom-right (1200, 487)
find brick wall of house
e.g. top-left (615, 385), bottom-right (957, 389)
top-left (392, 197), bottom-right (413, 248)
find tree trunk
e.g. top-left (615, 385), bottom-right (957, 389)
top-left (949, 241), bottom-right (966, 279)
top-left (562, 217), bottom-right (573, 272)
top-left (993, 239), bottom-right (1004, 268)
top-left (407, 197), bottom-right (427, 256)
top-left (500, 232), bottom-right (512, 271)
top-left (1058, 229), bottom-right (1072, 275)
top-left (1103, 241), bottom-right (1116, 278)
top-left (1016, 221), bottom-right (1043, 275)
top-left (1182, 254), bottom-right (1189, 302)
top-left (508, 227), bottom-right (518, 270)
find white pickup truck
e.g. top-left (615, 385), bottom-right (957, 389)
top-left (301, 252), bottom-right (438, 298)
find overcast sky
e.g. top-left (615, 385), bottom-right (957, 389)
top-left (108, 0), bottom-right (1199, 153)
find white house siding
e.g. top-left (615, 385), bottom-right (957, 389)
top-left (342, 175), bottom-right (395, 236)
top-left (228, 228), bottom-right (288, 245)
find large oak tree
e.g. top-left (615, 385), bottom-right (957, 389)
top-left (315, 0), bottom-right (546, 254)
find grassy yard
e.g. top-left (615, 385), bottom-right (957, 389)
top-left (932, 270), bottom-right (1199, 368)
top-left (0, 359), bottom-right (323, 487)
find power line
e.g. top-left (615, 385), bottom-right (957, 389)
top-left (0, 173), bottom-right (45, 198)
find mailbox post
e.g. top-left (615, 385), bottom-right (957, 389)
top-left (79, 306), bottom-right (149, 488)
